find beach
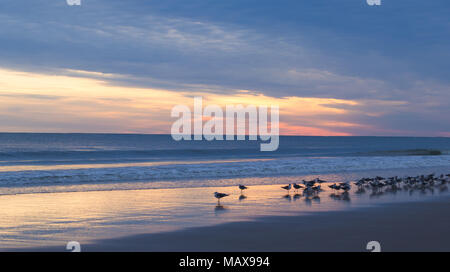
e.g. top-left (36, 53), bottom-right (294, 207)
top-left (12, 193), bottom-right (450, 252)
top-left (3, 176), bottom-right (450, 252)
top-left (1, 134), bottom-right (450, 252)
top-left (76, 196), bottom-right (450, 252)
top-left (2, 0), bottom-right (450, 256)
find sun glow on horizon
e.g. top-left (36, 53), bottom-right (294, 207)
top-left (0, 67), bottom-right (366, 136)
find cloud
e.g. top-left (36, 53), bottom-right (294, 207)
top-left (0, 0), bottom-right (448, 136)
top-left (0, 92), bottom-right (64, 100)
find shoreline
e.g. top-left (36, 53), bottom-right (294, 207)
top-left (1, 164), bottom-right (449, 196)
top-left (2, 167), bottom-right (449, 252)
top-left (17, 195), bottom-right (450, 252)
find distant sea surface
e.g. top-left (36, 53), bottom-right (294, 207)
top-left (0, 133), bottom-right (449, 194)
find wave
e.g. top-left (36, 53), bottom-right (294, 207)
top-left (1, 147), bottom-right (448, 167)
top-left (1, 155), bottom-right (450, 188)
top-left (359, 149), bottom-right (447, 156)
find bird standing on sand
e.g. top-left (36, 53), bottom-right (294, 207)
top-left (312, 185), bottom-right (322, 192)
top-left (315, 178), bottom-right (327, 185)
top-left (354, 179), bottom-right (365, 187)
top-left (340, 182), bottom-right (351, 191)
top-left (282, 184), bottom-right (292, 193)
top-left (293, 183), bottom-right (303, 192)
top-left (214, 192), bottom-right (229, 204)
top-left (238, 184), bottom-right (248, 194)
top-left (329, 184), bottom-right (340, 191)
top-left (303, 180), bottom-right (316, 188)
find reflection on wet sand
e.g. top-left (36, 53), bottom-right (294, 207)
top-left (304, 197), bottom-right (312, 206)
top-left (283, 194), bottom-right (292, 202)
top-left (239, 195), bottom-right (247, 201)
top-left (312, 195), bottom-right (320, 204)
top-left (214, 173), bottom-right (450, 211)
top-left (330, 192), bottom-right (351, 202)
top-left (0, 173), bottom-right (449, 250)
top-left (215, 205), bottom-right (228, 215)
top-left (216, 173), bottom-right (450, 209)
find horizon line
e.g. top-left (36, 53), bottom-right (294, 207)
top-left (0, 132), bottom-right (448, 138)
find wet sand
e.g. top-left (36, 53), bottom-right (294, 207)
top-left (24, 196), bottom-right (450, 252)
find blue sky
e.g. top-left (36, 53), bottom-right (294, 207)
top-left (0, 0), bottom-right (449, 135)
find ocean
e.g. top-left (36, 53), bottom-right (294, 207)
top-left (1, 133), bottom-right (450, 250)
top-left (0, 133), bottom-right (449, 195)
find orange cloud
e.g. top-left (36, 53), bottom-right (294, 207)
top-left (0, 67), bottom-right (362, 135)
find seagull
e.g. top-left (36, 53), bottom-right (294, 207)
top-left (214, 192), bottom-right (229, 204)
top-left (312, 185), bottom-right (322, 193)
top-left (315, 178), bottom-right (328, 185)
top-left (293, 183), bottom-right (303, 192)
top-left (238, 184), bottom-right (248, 194)
top-left (303, 186), bottom-right (314, 196)
top-left (281, 184), bottom-right (292, 193)
top-left (329, 183), bottom-right (340, 191)
top-left (303, 180), bottom-right (316, 188)
top-left (340, 183), bottom-right (351, 191)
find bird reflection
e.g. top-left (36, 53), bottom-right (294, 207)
top-left (283, 194), bottom-right (292, 202)
top-left (329, 193), bottom-right (339, 200)
top-left (341, 192), bottom-right (351, 202)
top-left (239, 195), bottom-right (247, 201)
top-left (329, 192), bottom-right (350, 202)
top-left (210, 173), bottom-right (450, 215)
top-left (384, 186), bottom-right (401, 195)
top-left (312, 195), bottom-right (320, 204)
top-left (370, 188), bottom-right (384, 198)
top-left (214, 205), bottom-right (228, 215)
top-left (304, 197), bottom-right (312, 206)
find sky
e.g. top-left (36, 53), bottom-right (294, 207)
top-left (0, 0), bottom-right (449, 136)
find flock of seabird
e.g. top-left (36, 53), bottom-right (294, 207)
top-left (214, 174), bottom-right (450, 204)
top-left (351, 173), bottom-right (450, 190)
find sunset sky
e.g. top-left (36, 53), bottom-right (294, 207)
top-left (0, 0), bottom-right (449, 136)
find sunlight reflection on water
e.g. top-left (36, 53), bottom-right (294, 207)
top-left (0, 170), bottom-right (449, 250)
